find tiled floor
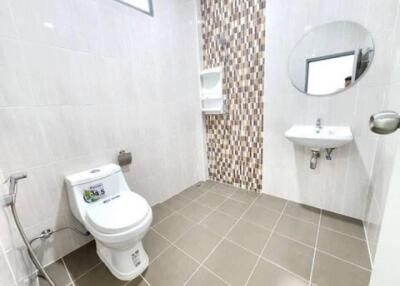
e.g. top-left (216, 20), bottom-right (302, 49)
top-left (40, 181), bottom-right (371, 286)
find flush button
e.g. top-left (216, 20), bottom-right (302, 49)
top-left (90, 169), bottom-right (100, 173)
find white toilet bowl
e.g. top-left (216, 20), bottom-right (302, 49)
top-left (65, 164), bottom-right (152, 280)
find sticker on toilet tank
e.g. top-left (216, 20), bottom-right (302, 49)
top-left (131, 250), bottom-right (141, 267)
top-left (83, 183), bottom-right (106, 203)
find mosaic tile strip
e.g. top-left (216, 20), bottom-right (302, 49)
top-left (201, 0), bottom-right (265, 192)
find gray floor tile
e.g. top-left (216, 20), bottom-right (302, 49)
top-left (179, 184), bottom-right (208, 201)
top-left (317, 228), bottom-right (371, 269)
top-left (227, 220), bottom-right (271, 254)
top-left (321, 211), bottom-right (365, 239)
top-left (142, 229), bottom-right (171, 263)
top-left (284, 202), bottom-right (320, 224)
top-left (243, 204), bottom-right (280, 229)
top-left (57, 194), bottom-right (372, 286)
top-left (275, 215), bottom-right (318, 247)
top-left (40, 259), bottom-right (71, 286)
top-left (254, 194), bottom-right (287, 212)
top-left (217, 199), bottom-right (248, 218)
top-left (74, 263), bottom-right (124, 286)
top-left (195, 192), bottom-right (226, 209)
top-left (210, 183), bottom-right (239, 197)
top-left (230, 190), bottom-right (259, 204)
top-left (151, 204), bottom-right (172, 226)
top-left (186, 267), bottom-right (228, 286)
top-left (263, 234), bottom-right (314, 280)
top-left (126, 276), bottom-right (149, 286)
top-left (142, 246), bottom-right (199, 286)
top-left (205, 240), bottom-right (258, 286)
top-left (247, 259), bottom-right (309, 286)
top-left (162, 195), bottom-right (190, 211)
top-left (153, 213), bottom-right (194, 242)
top-left (178, 202), bottom-right (213, 222)
top-left (200, 211), bottom-right (237, 236)
top-left (199, 180), bottom-right (218, 189)
top-left (63, 241), bottom-right (100, 280)
top-left (312, 251), bottom-right (371, 286)
top-left (175, 224), bottom-right (221, 262)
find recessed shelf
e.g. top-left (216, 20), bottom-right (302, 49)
top-left (200, 67), bottom-right (224, 114)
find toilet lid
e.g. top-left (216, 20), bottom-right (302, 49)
top-left (86, 191), bottom-right (150, 234)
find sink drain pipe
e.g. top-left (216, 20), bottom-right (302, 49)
top-left (310, 150), bottom-right (320, 169)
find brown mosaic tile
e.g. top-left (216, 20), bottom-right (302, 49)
top-left (201, 0), bottom-right (265, 192)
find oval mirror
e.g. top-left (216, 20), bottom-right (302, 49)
top-left (289, 21), bottom-right (374, 96)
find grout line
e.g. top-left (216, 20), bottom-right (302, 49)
top-left (181, 192), bottom-right (262, 286)
top-left (150, 227), bottom-right (231, 286)
top-left (272, 231), bottom-right (315, 249)
top-left (308, 209), bottom-right (322, 286)
top-left (244, 201), bottom-right (289, 286)
top-left (260, 256), bottom-right (310, 283)
top-left (147, 190), bottom-right (230, 266)
top-left (61, 257), bottom-right (76, 286)
top-left (223, 237), bottom-right (260, 257)
top-left (318, 225), bottom-right (367, 242)
top-left (68, 261), bottom-right (102, 284)
top-left (0, 243), bottom-right (18, 286)
top-left (121, 274), bottom-right (151, 286)
top-left (146, 235), bottom-right (174, 266)
top-left (283, 212), bottom-right (321, 226)
top-left (221, 236), bottom-right (310, 283)
top-left (317, 250), bottom-right (372, 272)
top-left (278, 210), bottom-right (368, 242)
top-left (362, 220), bottom-right (374, 269)
top-left (139, 274), bottom-right (151, 286)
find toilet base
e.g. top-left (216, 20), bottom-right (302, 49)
top-left (96, 240), bottom-right (149, 281)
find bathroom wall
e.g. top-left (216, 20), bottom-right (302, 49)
top-left (263, 0), bottom-right (399, 219)
top-left (369, 145), bottom-right (400, 285)
top-left (0, 169), bottom-right (37, 286)
top-left (200, 0), bottom-right (266, 192)
top-left (364, 3), bottom-right (400, 261)
top-left (0, 0), bottom-right (205, 282)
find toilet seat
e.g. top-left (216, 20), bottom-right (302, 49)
top-left (86, 192), bottom-right (150, 234)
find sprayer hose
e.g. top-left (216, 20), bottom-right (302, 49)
top-left (10, 202), bottom-right (56, 286)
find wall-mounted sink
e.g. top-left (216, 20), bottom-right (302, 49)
top-left (285, 124), bottom-right (353, 150)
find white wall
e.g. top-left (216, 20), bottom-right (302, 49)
top-left (0, 0), bottom-right (205, 283)
top-left (263, 0), bottom-right (399, 219)
top-left (364, 2), bottom-right (400, 262)
top-left (369, 145), bottom-right (400, 286)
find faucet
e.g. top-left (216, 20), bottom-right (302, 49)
top-left (316, 118), bottom-right (322, 133)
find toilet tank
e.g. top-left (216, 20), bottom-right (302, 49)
top-left (65, 164), bottom-right (130, 223)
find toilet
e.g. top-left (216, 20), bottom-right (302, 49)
top-left (65, 164), bottom-right (152, 281)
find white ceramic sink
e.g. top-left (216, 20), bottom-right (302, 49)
top-left (285, 125), bottom-right (353, 150)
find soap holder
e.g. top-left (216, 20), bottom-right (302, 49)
top-left (200, 67), bottom-right (224, 114)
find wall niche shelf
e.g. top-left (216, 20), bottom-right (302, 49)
top-left (200, 67), bottom-right (224, 114)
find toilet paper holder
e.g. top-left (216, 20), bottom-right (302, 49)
top-left (118, 150), bottom-right (132, 166)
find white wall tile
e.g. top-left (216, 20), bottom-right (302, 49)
top-left (0, 0), bottom-right (16, 39)
top-left (0, 0), bottom-right (205, 278)
top-left (0, 108), bottom-right (51, 172)
top-left (0, 251), bottom-right (17, 286)
top-left (263, 0), bottom-right (398, 220)
top-left (0, 38), bottom-right (34, 106)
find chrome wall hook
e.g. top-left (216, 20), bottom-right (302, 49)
top-left (370, 111), bottom-right (400, 135)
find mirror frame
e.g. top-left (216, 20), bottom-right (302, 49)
top-left (116, 0), bottom-right (154, 16)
